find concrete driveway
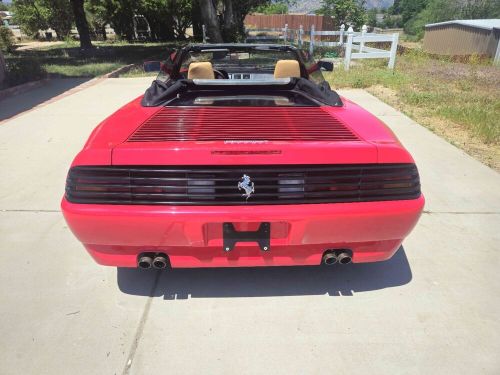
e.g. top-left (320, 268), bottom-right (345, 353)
top-left (1, 78), bottom-right (499, 375)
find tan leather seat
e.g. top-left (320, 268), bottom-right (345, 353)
top-left (274, 60), bottom-right (301, 79)
top-left (188, 62), bottom-right (215, 79)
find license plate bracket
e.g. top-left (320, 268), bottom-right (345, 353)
top-left (222, 222), bottom-right (270, 252)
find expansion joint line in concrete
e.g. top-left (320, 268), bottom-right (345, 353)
top-left (121, 270), bottom-right (162, 375)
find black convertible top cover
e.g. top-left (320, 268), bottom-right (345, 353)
top-left (141, 78), bottom-right (343, 107)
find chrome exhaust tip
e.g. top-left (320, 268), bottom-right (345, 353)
top-left (337, 252), bottom-right (352, 265)
top-left (152, 255), bottom-right (168, 269)
top-left (323, 252), bottom-right (338, 265)
top-left (138, 255), bottom-right (153, 269)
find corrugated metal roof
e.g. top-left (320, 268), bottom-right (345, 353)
top-left (425, 19), bottom-right (500, 30)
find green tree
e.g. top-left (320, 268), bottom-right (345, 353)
top-left (199, 0), bottom-right (275, 43)
top-left (12, 0), bottom-right (73, 40)
top-left (191, 0), bottom-right (203, 40)
top-left (85, 0), bottom-right (109, 40)
top-left (199, 0), bottom-right (222, 42)
top-left (404, 0), bottom-right (457, 37)
top-left (101, 0), bottom-right (136, 41)
top-left (381, 13), bottom-right (402, 28)
top-left (140, 0), bottom-right (191, 40)
top-left (388, 0), bottom-right (401, 14)
top-left (367, 7), bottom-right (377, 27)
top-left (93, 0), bottom-right (191, 41)
top-left (0, 25), bottom-right (15, 51)
top-left (50, 0), bottom-right (73, 38)
top-left (0, 2), bottom-right (11, 11)
top-left (318, 0), bottom-right (367, 29)
top-left (12, 0), bottom-right (50, 36)
top-left (71, 0), bottom-right (92, 49)
top-left (139, 0), bottom-right (175, 40)
top-left (403, 0), bottom-right (500, 38)
top-left (253, 1), bottom-right (288, 14)
top-left (460, 0), bottom-right (500, 18)
top-left (83, 0), bottom-right (275, 43)
top-left (399, 0), bottom-right (428, 24)
top-left (169, 0), bottom-right (192, 39)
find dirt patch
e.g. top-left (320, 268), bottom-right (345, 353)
top-left (368, 85), bottom-right (500, 172)
top-left (407, 59), bottom-right (500, 88)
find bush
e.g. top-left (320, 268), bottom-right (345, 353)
top-left (4, 57), bottom-right (47, 87)
top-left (0, 26), bottom-right (15, 52)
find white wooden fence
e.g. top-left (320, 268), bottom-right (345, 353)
top-left (307, 24), bottom-right (346, 52)
top-left (244, 24), bottom-right (399, 70)
top-left (343, 25), bottom-right (399, 70)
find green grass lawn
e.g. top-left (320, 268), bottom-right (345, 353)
top-left (120, 65), bottom-right (158, 78)
top-left (3, 41), bottom-right (175, 85)
top-left (44, 62), bottom-right (124, 77)
top-left (324, 50), bottom-right (500, 170)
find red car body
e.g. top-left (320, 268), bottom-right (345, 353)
top-left (62, 44), bottom-right (424, 269)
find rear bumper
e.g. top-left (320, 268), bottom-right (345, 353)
top-left (61, 196), bottom-right (424, 267)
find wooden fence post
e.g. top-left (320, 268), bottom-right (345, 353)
top-left (309, 24), bottom-right (315, 56)
top-left (360, 24), bottom-right (367, 53)
top-left (339, 24), bottom-right (345, 45)
top-left (344, 27), bottom-right (354, 70)
top-left (299, 25), bottom-right (304, 48)
top-left (388, 33), bottom-right (399, 69)
top-left (202, 24), bottom-right (207, 43)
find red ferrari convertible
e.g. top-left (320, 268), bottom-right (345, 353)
top-left (62, 44), bottom-right (424, 269)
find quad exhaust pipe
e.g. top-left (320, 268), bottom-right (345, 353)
top-left (337, 252), bottom-right (352, 265)
top-left (138, 253), bottom-right (169, 269)
top-left (152, 255), bottom-right (168, 269)
top-left (138, 255), bottom-right (153, 269)
top-left (322, 250), bottom-right (352, 265)
top-left (323, 252), bottom-right (338, 265)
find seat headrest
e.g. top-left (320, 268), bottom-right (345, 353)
top-left (188, 62), bottom-right (215, 80)
top-left (274, 60), bottom-right (301, 79)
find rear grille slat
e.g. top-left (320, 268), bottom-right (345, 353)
top-left (127, 107), bottom-right (360, 142)
top-left (66, 164), bottom-right (421, 205)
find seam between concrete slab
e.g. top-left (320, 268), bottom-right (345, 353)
top-left (121, 270), bottom-right (162, 375)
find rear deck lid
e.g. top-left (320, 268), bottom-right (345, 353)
top-left (112, 106), bottom-right (378, 165)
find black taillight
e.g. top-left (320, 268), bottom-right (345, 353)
top-left (65, 164), bottom-right (421, 205)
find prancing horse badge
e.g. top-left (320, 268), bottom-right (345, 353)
top-left (238, 174), bottom-right (255, 200)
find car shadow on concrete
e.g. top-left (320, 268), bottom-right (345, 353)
top-left (117, 246), bottom-right (412, 298)
top-left (0, 78), bottom-right (91, 123)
